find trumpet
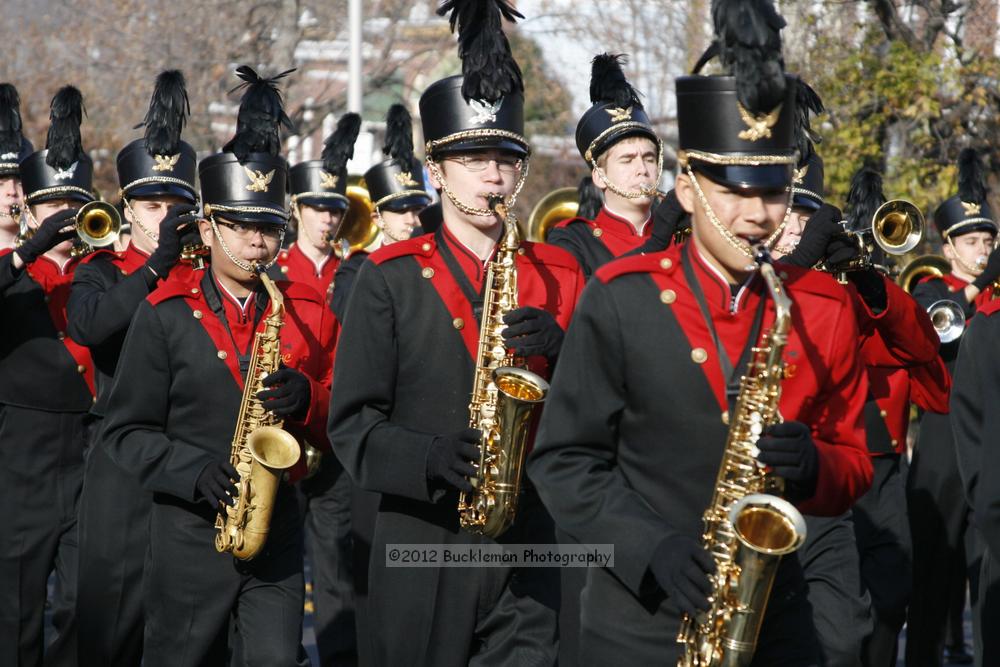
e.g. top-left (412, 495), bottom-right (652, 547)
top-left (927, 299), bottom-right (965, 343)
top-left (825, 199), bottom-right (924, 278)
top-left (73, 201), bottom-right (122, 256)
top-left (10, 204), bottom-right (32, 248)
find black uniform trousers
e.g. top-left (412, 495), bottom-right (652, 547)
top-left (801, 512), bottom-right (872, 667)
top-left (299, 453), bottom-right (356, 666)
top-left (350, 484), bottom-right (379, 667)
top-left (75, 428), bottom-right (150, 667)
top-left (906, 411), bottom-right (981, 666)
top-left (0, 405), bottom-right (86, 667)
top-left (142, 488), bottom-right (307, 667)
top-left (368, 490), bottom-right (559, 667)
top-left (853, 453), bottom-right (911, 667)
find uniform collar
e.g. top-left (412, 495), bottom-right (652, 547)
top-left (597, 205), bottom-right (651, 238)
top-left (440, 222), bottom-right (497, 287)
top-left (689, 243), bottom-right (759, 314)
top-left (291, 240), bottom-right (332, 275)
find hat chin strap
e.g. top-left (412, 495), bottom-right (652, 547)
top-left (426, 159), bottom-right (530, 218)
top-left (590, 143), bottom-right (664, 200)
top-left (209, 216), bottom-right (283, 277)
top-left (946, 237), bottom-right (985, 276)
top-left (291, 202), bottom-right (333, 252)
top-left (375, 208), bottom-right (408, 244)
top-left (686, 166), bottom-right (791, 262)
top-left (124, 198), bottom-right (159, 243)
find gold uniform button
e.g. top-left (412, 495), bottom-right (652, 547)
top-left (659, 258), bottom-right (673, 270)
top-left (421, 267), bottom-right (435, 279)
top-left (190, 288), bottom-right (200, 295)
top-left (721, 410), bottom-right (730, 426)
top-left (280, 266), bottom-right (289, 274)
top-left (879, 409), bottom-right (887, 418)
top-left (891, 438), bottom-right (899, 448)
top-left (57, 331), bottom-right (66, 341)
top-left (517, 247), bottom-right (526, 255)
top-left (691, 348), bottom-right (708, 364)
top-left (120, 269), bottom-right (128, 276)
top-left (453, 318), bottom-right (464, 330)
top-left (421, 242), bottom-right (432, 252)
top-left (592, 228), bottom-right (604, 238)
top-left (193, 310), bottom-right (203, 319)
top-left (660, 289), bottom-right (676, 304)
top-left (217, 350), bottom-right (228, 360)
top-left (76, 364), bottom-right (86, 374)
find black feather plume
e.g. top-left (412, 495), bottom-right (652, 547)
top-left (322, 113), bottom-right (362, 176)
top-left (222, 65), bottom-right (295, 162)
top-left (711, 0), bottom-right (787, 113)
top-left (438, 0), bottom-right (524, 103)
top-left (45, 86), bottom-right (85, 170)
top-left (589, 54), bottom-right (642, 108)
top-left (142, 70), bottom-right (190, 156)
top-left (794, 79), bottom-right (824, 162)
top-left (577, 176), bottom-right (603, 220)
top-left (958, 148), bottom-right (988, 204)
top-left (383, 104), bottom-right (415, 170)
top-left (0, 84), bottom-right (24, 157)
top-left (846, 167), bottom-right (885, 233)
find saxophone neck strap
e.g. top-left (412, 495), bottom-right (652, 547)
top-left (435, 227), bottom-right (488, 329)
top-left (202, 270), bottom-right (269, 378)
top-left (681, 243), bottom-right (766, 414)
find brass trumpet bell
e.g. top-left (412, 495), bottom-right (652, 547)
top-left (75, 201), bottom-right (122, 249)
top-left (527, 187), bottom-right (579, 242)
top-left (872, 199), bottom-right (923, 256)
top-left (897, 254), bottom-right (951, 293)
top-left (927, 299), bottom-right (965, 343)
top-left (338, 176), bottom-right (379, 252)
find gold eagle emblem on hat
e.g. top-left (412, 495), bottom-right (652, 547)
top-left (394, 171), bottom-right (419, 187)
top-left (244, 166), bottom-right (276, 193)
top-left (320, 171), bottom-right (339, 189)
top-left (737, 102), bottom-right (782, 142)
top-left (793, 164), bottom-right (809, 185)
top-left (606, 106), bottom-right (633, 123)
top-left (961, 200), bottom-right (982, 216)
top-left (152, 154), bottom-right (181, 172)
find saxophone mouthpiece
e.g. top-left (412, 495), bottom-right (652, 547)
top-left (486, 193), bottom-right (505, 214)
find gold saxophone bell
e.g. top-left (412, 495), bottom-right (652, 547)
top-left (527, 187), bottom-right (579, 242)
top-left (871, 199), bottom-right (924, 256)
top-left (75, 201), bottom-right (122, 249)
top-left (897, 254), bottom-right (951, 293)
top-left (927, 299), bottom-right (965, 343)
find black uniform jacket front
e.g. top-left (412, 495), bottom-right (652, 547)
top-left (547, 206), bottom-right (651, 279)
top-left (527, 243), bottom-right (872, 657)
top-left (102, 270), bottom-right (335, 504)
top-left (0, 250), bottom-right (93, 411)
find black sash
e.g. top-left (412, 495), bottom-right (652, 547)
top-left (202, 271), bottom-right (268, 379)
top-left (435, 227), bottom-right (490, 330)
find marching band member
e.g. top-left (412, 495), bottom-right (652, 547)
top-left (0, 83), bottom-right (31, 251)
top-left (914, 149), bottom-right (1000, 665)
top-left (328, 2), bottom-right (584, 664)
top-left (0, 86), bottom-right (96, 666)
top-left (528, 2), bottom-right (872, 663)
top-left (68, 70), bottom-right (200, 666)
top-left (101, 67), bottom-right (334, 666)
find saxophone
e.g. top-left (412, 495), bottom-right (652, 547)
top-left (677, 249), bottom-right (808, 667)
top-left (457, 195), bottom-right (549, 539)
top-left (214, 269), bottom-right (302, 560)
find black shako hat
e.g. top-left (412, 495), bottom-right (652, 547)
top-left (116, 70), bottom-right (197, 203)
top-left (364, 104), bottom-right (431, 212)
top-left (420, 0), bottom-right (528, 159)
top-left (20, 86), bottom-right (94, 205)
top-left (0, 83), bottom-right (33, 177)
top-left (676, 0), bottom-right (797, 190)
top-left (792, 152), bottom-right (824, 211)
top-left (290, 112), bottom-right (361, 211)
top-left (790, 79), bottom-right (825, 211)
top-left (934, 148), bottom-right (996, 239)
top-left (199, 66), bottom-right (294, 226)
top-left (575, 54), bottom-right (659, 165)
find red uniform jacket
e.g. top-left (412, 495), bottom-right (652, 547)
top-left (276, 242), bottom-right (339, 307)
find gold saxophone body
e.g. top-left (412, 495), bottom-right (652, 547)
top-left (214, 270), bottom-right (301, 560)
top-left (677, 252), bottom-right (807, 667)
top-left (457, 195), bottom-right (549, 539)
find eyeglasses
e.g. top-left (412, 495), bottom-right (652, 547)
top-left (216, 220), bottom-right (283, 240)
top-left (446, 155), bottom-right (523, 175)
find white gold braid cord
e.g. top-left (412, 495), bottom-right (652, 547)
top-left (209, 216), bottom-right (284, 275)
top-left (426, 158), bottom-right (530, 217)
top-left (124, 198), bottom-right (159, 243)
top-left (291, 202), bottom-right (335, 253)
top-left (375, 208), bottom-right (408, 244)
top-left (590, 141), bottom-right (664, 200)
top-left (686, 166), bottom-right (792, 262)
top-left (946, 238), bottom-right (986, 276)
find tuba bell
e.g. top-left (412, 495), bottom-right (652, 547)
top-left (335, 175), bottom-right (379, 252)
top-left (527, 187), bottom-right (579, 242)
top-left (75, 201), bottom-right (122, 249)
top-left (897, 254), bottom-right (951, 293)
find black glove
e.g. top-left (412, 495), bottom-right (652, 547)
top-left (757, 421), bottom-right (820, 503)
top-left (649, 533), bottom-right (716, 617)
top-left (257, 367), bottom-right (312, 421)
top-left (650, 189), bottom-right (690, 247)
top-left (782, 204), bottom-right (843, 268)
top-left (146, 203), bottom-right (199, 277)
top-left (14, 208), bottom-right (77, 265)
top-left (425, 427), bottom-right (480, 493)
top-left (501, 306), bottom-right (565, 360)
top-left (196, 460), bottom-right (239, 509)
top-left (848, 269), bottom-right (888, 313)
top-left (972, 246), bottom-right (1000, 291)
